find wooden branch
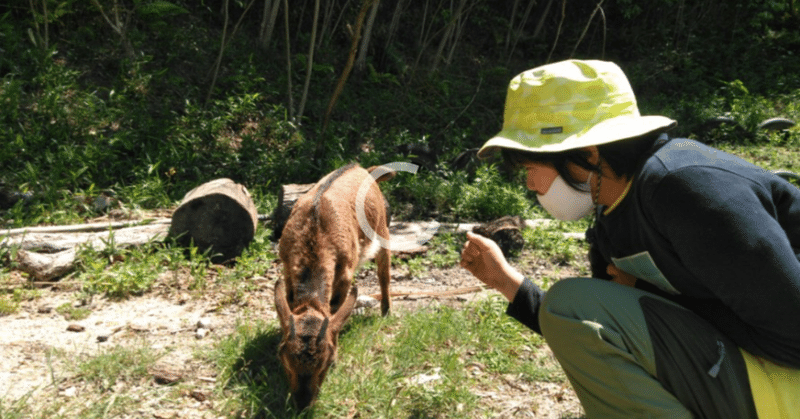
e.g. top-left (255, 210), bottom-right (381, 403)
top-left (571, 0), bottom-right (605, 58)
top-left (3, 222), bottom-right (171, 253)
top-left (2, 219), bottom-right (170, 237)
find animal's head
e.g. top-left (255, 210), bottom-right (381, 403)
top-left (273, 279), bottom-right (358, 410)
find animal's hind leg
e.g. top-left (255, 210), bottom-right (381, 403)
top-left (375, 246), bottom-right (391, 316)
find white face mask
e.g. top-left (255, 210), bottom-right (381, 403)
top-left (536, 173), bottom-right (594, 221)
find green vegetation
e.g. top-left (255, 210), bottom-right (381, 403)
top-left (55, 301), bottom-right (91, 321)
top-left (2, 1), bottom-right (798, 228)
top-left (1, 1), bottom-right (799, 417)
top-left (211, 296), bottom-right (555, 418)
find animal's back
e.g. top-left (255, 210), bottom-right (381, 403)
top-left (278, 164), bottom-right (390, 307)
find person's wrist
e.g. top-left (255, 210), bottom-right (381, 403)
top-left (498, 264), bottom-right (524, 301)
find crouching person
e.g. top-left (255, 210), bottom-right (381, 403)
top-left (460, 59), bottom-right (800, 418)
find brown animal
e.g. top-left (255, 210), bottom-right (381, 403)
top-left (274, 163), bottom-right (394, 409)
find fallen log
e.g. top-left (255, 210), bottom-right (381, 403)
top-left (4, 221), bottom-right (171, 281)
top-left (271, 183), bottom-right (314, 240)
top-left (2, 220), bottom-right (171, 253)
top-left (168, 178), bottom-right (258, 263)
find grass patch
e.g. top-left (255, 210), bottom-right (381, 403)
top-left (75, 345), bottom-right (160, 392)
top-left (55, 302), bottom-right (91, 321)
top-left (0, 296), bottom-right (19, 316)
top-left (523, 221), bottom-right (590, 266)
top-left (211, 296), bottom-right (556, 418)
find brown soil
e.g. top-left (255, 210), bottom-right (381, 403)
top-left (0, 240), bottom-right (586, 418)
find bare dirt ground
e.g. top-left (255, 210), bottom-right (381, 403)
top-left (0, 233), bottom-right (585, 418)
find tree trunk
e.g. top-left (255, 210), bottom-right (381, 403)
top-left (316, 0), bottom-right (335, 49)
top-left (324, 0), bottom-right (354, 50)
top-left (506, 0), bottom-right (537, 60)
top-left (206, 0), bottom-right (230, 105)
top-left (283, 0), bottom-right (294, 121)
top-left (355, 0), bottom-right (381, 72)
top-left (321, 0), bottom-right (375, 133)
top-left (431, 0), bottom-right (469, 73)
top-left (168, 178), bottom-right (259, 263)
top-left (384, 0), bottom-right (406, 54)
top-left (505, 0), bottom-right (521, 53)
top-left (206, 0), bottom-right (257, 104)
top-left (297, 0), bottom-right (320, 123)
top-left (258, 0), bottom-right (281, 49)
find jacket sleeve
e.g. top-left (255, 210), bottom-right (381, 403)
top-left (586, 225), bottom-right (613, 280)
top-left (648, 167), bottom-right (800, 367)
top-left (505, 277), bottom-right (546, 335)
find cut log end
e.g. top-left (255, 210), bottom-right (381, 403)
top-left (168, 179), bottom-right (258, 263)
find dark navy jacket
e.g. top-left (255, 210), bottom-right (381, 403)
top-left (507, 138), bottom-right (800, 368)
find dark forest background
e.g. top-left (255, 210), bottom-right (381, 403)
top-left (2, 0), bottom-right (799, 224)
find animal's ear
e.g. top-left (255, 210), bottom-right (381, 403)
top-left (367, 165), bottom-right (397, 183)
top-left (274, 279), bottom-right (293, 333)
top-left (330, 286), bottom-right (358, 333)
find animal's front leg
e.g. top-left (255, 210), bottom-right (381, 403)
top-left (330, 275), bottom-right (352, 315)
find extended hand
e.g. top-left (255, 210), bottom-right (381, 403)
top-left (607, 264), bottom-right (637, 287)
top-left (460, 231), bottom-right (524, 301)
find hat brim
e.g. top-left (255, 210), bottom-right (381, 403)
top-left (477, 115), bottom-right (677, 158)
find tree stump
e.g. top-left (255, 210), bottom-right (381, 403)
top-left (168, 178), bottom-right (258, 263)
top-left (472, 215), bottom-right (526, 258)
top-left (271, 183), bottom-right (314, 240)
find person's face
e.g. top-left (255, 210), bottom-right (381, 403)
top-left (522, 162), bottom-right (559, 195)
top-left (521, 148), bottom-right (598, 195)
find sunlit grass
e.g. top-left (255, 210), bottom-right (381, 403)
top-left (208, 295), bottom-right (555, 418)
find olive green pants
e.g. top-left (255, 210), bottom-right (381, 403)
top-left (538, 278), bottom-right (757, 419)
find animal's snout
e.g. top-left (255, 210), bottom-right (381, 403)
top-left (292, 374), bottom-right (318, 410)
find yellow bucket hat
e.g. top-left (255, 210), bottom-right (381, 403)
top-left (478, 59), bottom-right (676, 158)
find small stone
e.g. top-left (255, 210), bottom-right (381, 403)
top-left (190, 389), bottom-right (209, 402)
top-left (152, 369), bottom-right (182, 385)
top-left (153, 410), bottom-right (177, 419)
top-left (196, 317), bottom-right (212, 329)
top-left (37, 305), bottom-right (53, 314)
top-left (59, 386), bottom-right (77, 398)
top-left (195, 328), bottom-right (208, 339)
top-left (129, 321), bottom-right (149, 332)
top-left (66, 323), bottom-right (85, 332)
top-left (356, 295), bottom-right (379, 309)
top-left (97, 332), bottom-right (111, 342)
